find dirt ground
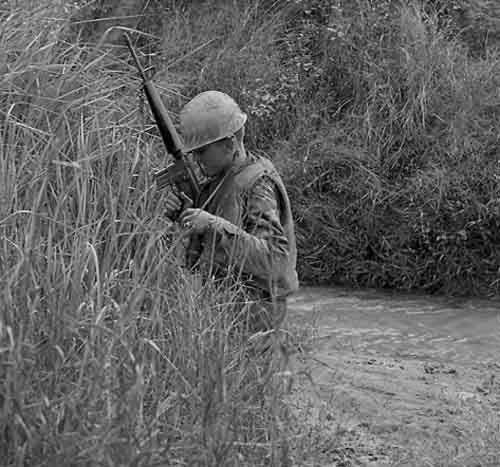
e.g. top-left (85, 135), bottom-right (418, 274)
top-left (284, 288), bottom-right (500, 467)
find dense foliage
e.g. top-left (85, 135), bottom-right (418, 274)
top-left (1, 2), bottom-right (292, 465)
top-left (1, 0), bottom-right (500, 465)
top-left (276, 0), bottom-right (500, 294)
top-left (73, 0), bottom-right (500, 295)
top-left (75, 0), bottom-right (499, 296)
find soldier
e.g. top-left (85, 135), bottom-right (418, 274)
top-left (165, 90), bottom-right (298, 332)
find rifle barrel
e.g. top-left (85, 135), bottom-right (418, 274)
top-left (124, 34), bottom-right (147, 81)
top-left (124, 33), bottom-right (200, 199)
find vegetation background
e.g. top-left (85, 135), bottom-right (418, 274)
top-left (70, 0), bottom-right (500, 297)
top-left (1, 0), bottom-right (499, 465)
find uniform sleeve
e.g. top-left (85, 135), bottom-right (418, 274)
top-left (210, 175), bottom-right (290, 282)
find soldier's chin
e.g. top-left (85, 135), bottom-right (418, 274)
top-left (202, 167), bottom-right (220, 177)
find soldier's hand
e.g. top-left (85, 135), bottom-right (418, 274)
top-left (164, 192), bottom-right (183, 219)
top-left (179, 208), bottom-right (220, 234)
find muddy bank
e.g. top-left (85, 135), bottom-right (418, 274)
top-left (285, 287), bottom-right (500, 466)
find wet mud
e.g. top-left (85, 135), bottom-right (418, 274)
top-left (286, 287), bottom-right (500, 466)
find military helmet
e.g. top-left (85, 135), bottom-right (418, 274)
top-left (180, 91), bottom-right (247, 152)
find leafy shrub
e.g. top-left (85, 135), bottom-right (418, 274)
top-left (273, 0), bottom-right (500, 294)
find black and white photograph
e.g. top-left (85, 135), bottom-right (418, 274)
top-left (1, 1), bottom-right (499, 465)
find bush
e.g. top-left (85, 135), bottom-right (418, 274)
top-left (270, 0), bottom-right (500, 295)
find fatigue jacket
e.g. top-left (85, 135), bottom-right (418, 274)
top-left (186, 154), bottom-right (298, 300)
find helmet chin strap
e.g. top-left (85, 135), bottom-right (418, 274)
top-left (230, 135), bottom-right (246, 162)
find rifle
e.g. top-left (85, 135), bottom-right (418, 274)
top-left (124, 34), bottom-right (200, 214)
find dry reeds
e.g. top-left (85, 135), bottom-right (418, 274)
top-left (1, 3), bottom-right (292, 465)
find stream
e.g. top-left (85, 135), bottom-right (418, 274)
top-left (285, 287), bottom-right (500, 466)
top-left (288, 286), bottom-right (500, 364)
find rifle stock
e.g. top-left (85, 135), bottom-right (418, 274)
top-left (124, 34), bottom-right (200, 205)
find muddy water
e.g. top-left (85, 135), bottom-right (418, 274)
top-left (288, 286), bottom-right (500, 364)
top-left (285, 287), bottom-right (500, 466)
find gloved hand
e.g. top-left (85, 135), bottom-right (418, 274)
top-left (178, 208), bottom-right (221, 234)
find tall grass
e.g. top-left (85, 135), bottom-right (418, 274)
top-left (0, 3), bottom-right (293, 465)
top-left (2, 0), bottom-right (500, 463)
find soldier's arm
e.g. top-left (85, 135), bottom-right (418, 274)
top-left (210, 175), bottom-right (290, 282)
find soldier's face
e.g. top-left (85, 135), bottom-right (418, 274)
top-left (193, 138), bottom-right (234, 177)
